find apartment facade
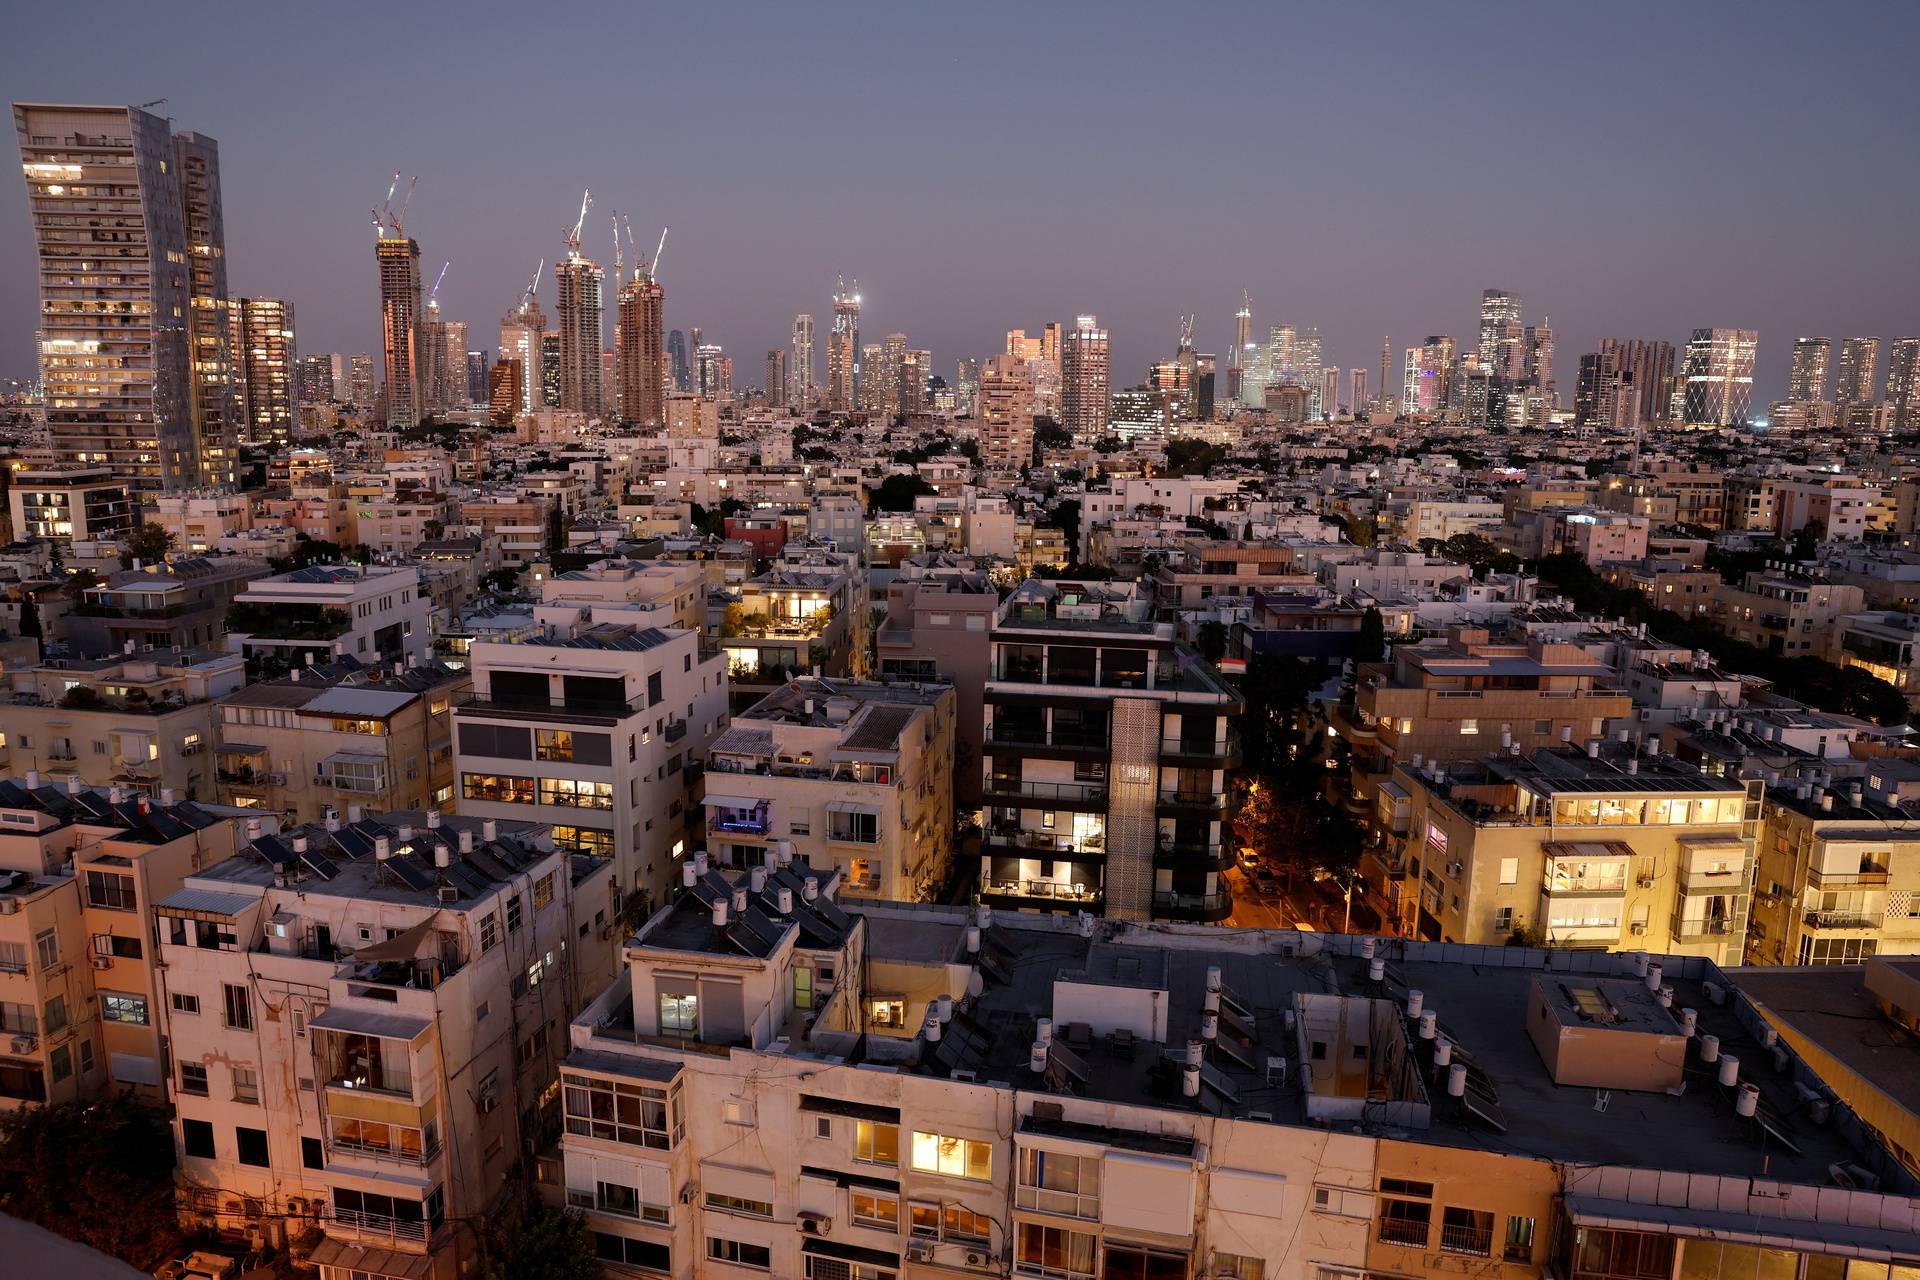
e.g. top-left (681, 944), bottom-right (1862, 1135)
top-left (705, 678), bottom-right (955, 904)
top-left (981, 580), bottom-right (1241, 922)
top-left (226, 563), bottom-right (433, 674)
top-left (160, 811), bottom-right (617, 1278)
top-left (453, 621), bottom-right (729, 903)
top-left (874, 562), bottom-right (998, 810)
top-left (557, 879), bottom-right (1920, 1280)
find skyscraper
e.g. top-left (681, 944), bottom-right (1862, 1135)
top-left (1059, 314), bottom-right (1111, 443)
top-left (978, 354), bottom-right (1035, 470)
top-left (790, 314), bottom-right (815, 408)
top-left (13, 102), bottom-right (239, 488)
top-left (1617, 339), bottom-right (1676, 425)
top-left (413, 290), bottom-right (458, 415)
top-left (828, 280), bottom-right (861, 412)
top-left (1421, 336), bottom-right (1457, 410)
top-left (1788, 337), bottom-right (1832, 405)
top-left (695, 344), bottom-right (731, 401)
top-left (1349, 367), bottom-right (1368, 414)
top-left (1480, 289), bottom-right (1523, 371)
top-left (1681, 328), bottom-right (1758, 428)
top-left (1321, 367), bottom-right (1341, 418)
top-left (1228, 296), bottom-right (1252, 403)
top-left (376, 226), bottom-right (423, 430)
top-left (1379, 336), bottom-right (1392, 410)
top-left (667, 330), bottom-right (690, 392)
top-left (765, 350), bottom-right (788, 406)
top-left (1835, 337), bottom-right (1881, 414)
top-left (298, 354), bottom-right (334, 404)
top-left (499, 292), bottom-right (545, 418)
top-left (1294, 327), bottom-right (1324, 415)
top-left (1888, 338), bottom-right (1920, 432)
top-left (1524, 321), bottom-right (1555, 404)
top-left (1574, 348), bottom-right (1631, 432)
top-left (554, 239), bottom-right (605, 418)
top-left (616, 255), bottom-right (664, 425)
top-left (349, 354), bottom-right (375, 410)
top-left (466, 350), bottom-right (488, 404)
top-left (541, 332), bottom-right (562, 407)
top-left (235, 297), bottom-right (298, 442)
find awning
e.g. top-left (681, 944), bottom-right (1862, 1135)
top-left (154, 887), bottom-right (260, 919)
top-left (802, 1238), bottom-right (900, 1267)
top-left (1563, 1195), bottom-right (1920, 1263)
top-left (308, 1005), bottom-right (430, 1042)
top-left (824, 800), bottom-right (880, 815)
top-left (216, 743), bottom-right (266, 756)
top-left (702, 794), bottom-right (765, 809)
top-left (351, 916), bottom-right (438, 963)
top-left (798, 1093), bottom-right (900, 1124)
top-left (308, 1238), bottom-right (434, 1280)
top-left (321, 750), bottom-right (387, 767)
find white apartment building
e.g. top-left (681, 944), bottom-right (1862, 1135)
top-left (226, 564), bottom-right (432, 672)
top-left (556, 870), bottom-right (1920, 1280)
top-left (161, 811), bottom-right (618, 1279)
top-left (453, 622), bottom-right (729, 903)
top-left (704, 677), bottom-right (955, 903)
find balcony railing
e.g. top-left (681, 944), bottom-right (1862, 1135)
top-left (1152, 890), bottom-right (1232, 915)
top-left (1804, 910), bottom-right (1883, 930)
top-left (1438, 1222), bottom-right (1493, 1257)
top-left (984, 726), bottom-right (1110, 751)
top-left (981, 879), bottom-right (1099, 903)
top-left (328, 1133), bottom-right (442, 1165)
top-left (1807, 867), bottom-right (1890, 888)
top-left (1015, 1184), bottom-right (1099, 1221)
top-left (453, 688), bottom-right (644, 719)
top-left (1159, 736), bottom-right (1230, 760)
top-left (329, 1207), bottom-right (431, 1244)
top-left (984, 779), bottom-right (1107, 804)
top-left (1673, 919), bottom-right (1738, 940)
top-left (1377, 1218), bottom-right (1430, 1248)
top-left (1157, 787), bottom-right (1222, 812)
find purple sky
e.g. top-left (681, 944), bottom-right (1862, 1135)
top-left (5, 1), bottom-right (1917, 407)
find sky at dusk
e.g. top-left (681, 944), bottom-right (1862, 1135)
top-left (3, 0), bottom-right (1917, 406)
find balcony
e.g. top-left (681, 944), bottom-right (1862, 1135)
top-left (1807, 866), bottom-right (1890, 889)
top-left (984, 822), bottom-right (1105, 859)
top-left (328, 1208), bottom-right (433, 1246)
top-left (1377, 1218), bottom-right (1430, 1248)
top-left (1438, 1221), bottom-right (1494, 1257)
top-left (1158, 735), bottom-right (1235, 765)
top-left (982, 778), bottom-right (1108, 808)
top-left (980, 879), bottom-right (1101, 908)
top-left (1152, 889), bottom-right (1232, 921)
top-left (1804, 910), bottom-right (1883, 931)
top-left (1156, 788), bottom-right (1223, 817)
top-left (453, 687), bottom-right (643, 724)
top-left (328, 1131), bottom-right (442, 1166)
top-left (1673, 918), bottom-right (1739, 941)
top-left (984, 725), bottom-right (1111, 754)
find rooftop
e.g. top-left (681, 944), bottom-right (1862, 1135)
top-left (1728, 962), bottom-right (1920, 1121)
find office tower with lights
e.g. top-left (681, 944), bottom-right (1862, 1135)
top-left (466, 350), bottom-right (486, 404)
top-left (1574, 348), bottom-right (1631, 431)
top-left (1294, 327), bottom-right (1324, 414)
top-left (1788, 337), bottom-right (1831, 404)
top-left (374, 221), bottom-right (423, 430)
top-left (1194, 353), bottom-right (1215, 420)
top-left (1480, 288), bottom-right (1522, 367)
top-left (541, 332), bottom-right (561, 406)
top-left (696, 344), bottom-right (731, 401)
top-left (234, 297), bottom-right (297, 442)
top-left (498, 295), bottom-right (545, 418)
top-left (1423, 335), bottom-right (1457, 410)
top-left (348, 354), bottom-right (375, 409)
top-left (1835, 337), bottom-right (1881, 415)
top-left (667, 329), bottom-right (690, 392)
top-left (1348, 367), bottom-right (1367, 415)
top-left (1267, 325), bottom-right (1296, 382)
top-left (1525, 321), bottom-right (1555, 403)
top-left (616, 257), bottom-right (664, 425)
top-left (1321, 367), bottom-right (1341, 417)
top-left (954, 357), bottom-right (980, 413)
top-left (790, 314), bottom-right (814, 408)
top-left (1888, 338), bottom-right (1920, 432)
top-left (828, 282), bottom-right (861, 412)
top-left (328, 352), bottom-right (348, 400)
top-left (298, 354), bottom-right (333, 404)
top-left (413, 291), bottom-right (459, 415)
top-left (1060, 314), bottom-right (1111, 442)
top-left (12, 102), bottom-right (241, 488)
top-left (978, 353), bottom-right (1035, 470)
top-left (1228, 298), bottom-right (1252, 402)
top-left (1680, 328), bottom-right (1758, 428)
top-left (1614, 338), bottom-right (1675, 424)
top-left (554, 246), bottom-right (604, 417)
top-left (765, 350), bottom-right (787, 407)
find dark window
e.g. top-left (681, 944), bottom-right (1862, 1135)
top-left (302, 1136), bottom-right (325, 1170)
top-left (182, 1119), bottom-right (215, 1159)
top-left (597, 1233), bottom-right (671, 1271)
top-left (647, 672), bottom-right (664, 706)
top-left (236, 1126), bottom-right (269, 1167)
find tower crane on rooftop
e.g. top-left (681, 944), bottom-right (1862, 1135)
top-left (564, 189), bottom-right (591, 254)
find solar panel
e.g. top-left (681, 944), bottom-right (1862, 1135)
top-left (978, 948), bottom-right (1013, 985)
top-left (252, 834), bottom-right (291, 864)
top-left (1211, 1032), bottom-right (1257, 1072)
top-left (1200, 1061), bottom-right (1240, 1104)
top-left (1216, 980), bottom-right (1255, 1024)
top-left (1219, 1003), bottom-right (1257, 1043)
top-left (1463, 1092), bottom-right (1510, 1133)
top-left (382, 856), bottom-right (435, 891)
top-left (445, 863), bottom-right (491, 896)
top-left (331, 826), bottom-right (375, 859)
top-left (300, 848), bottom-right (339, 881)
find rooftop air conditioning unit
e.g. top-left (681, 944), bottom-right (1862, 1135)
top-left (798, 1212), bottom-right (831, 1235)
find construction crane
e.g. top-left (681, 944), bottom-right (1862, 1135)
top-left (521, 260), bottom-right (544, 310)
top-left (649, 226), bottom-right (668, 281)
top-left (429, 261), bottom-right (450, 303)
top-left (395, 176), bottom-right (416, 236)
top-left (1178, 313), bottom-right (1195, 354)
top-left (611, 212), bottom-right (623, 280)
top-left (564, 189), bottom-right (591, 253)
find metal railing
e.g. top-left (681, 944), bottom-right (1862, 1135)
top-left (981, 879), bottom-right (1099, 903)
top-left (1377, 1217), bottom-right (1430, 1248)
top-left (1438, 1222), bottom-right (1493, 1256)
top-left (328, 1133), bottom-right (441, 1165)
top-left (984, 779), bottom-right (1107, 804)
top-left (1803, 910), bottom-right (1883, 930)
top-left (329, 1207), bottom-right (430, 1243)
top-left (1153, 890), bottom-right (1231, 914)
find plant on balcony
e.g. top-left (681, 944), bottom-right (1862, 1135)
top-left (0, 1094), bottom-right (180, 1268)
top-left (58, 684), bottom-right (105, 710)
top-left (480, 1188), bottom-right (600, 1280)
top-left (117, 521), bottom-right (176, 570)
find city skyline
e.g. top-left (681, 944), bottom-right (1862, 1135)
top-left (3, 3), bottom-right (1918, 407)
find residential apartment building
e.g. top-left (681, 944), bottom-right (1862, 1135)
top-left (453, 621), bottom-right (728, 903)
top-left (160, 811), bottom-right (618, 1278)
top-left (226, 564), bottom-right (432, 674)
top-left (705, 677), bottom-right (955, 904)
top-left (0, 646), bottom-right (244, 801)
top-left (1713, 569), bottom-right (1866, 658)
top-left (536, 558), bottom-right (708, 634)
top-left (1386, 739), bottom-right (1758, 961)
top-left (719, 551), bottom-right (866, 708)
top-left (1148, 542), bottom-right (1318, 613)
top-left (1747, 762), bottom-right (1920, 967)
top-left (981, 580), bottom-right (1241, 922)
top-left (8, 464), bottom-right (136, 550)
top-left (148, 492), bottom-right (255, 554)
top-left (215, 659), bottom-right (467, 821)
top-left (874, 561), bottom-right (998, 809)
top-left (0, 781), bottom-right (245, 1110)
top-left (64, 555), bottom-right (267, 657)
top-left (556, 876), bottom-right (1920, 1280)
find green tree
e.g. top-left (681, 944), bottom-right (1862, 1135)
top-left (871, 474), bottom-right (936, 513)
top-left (481, 1189), bottom-right (601, 1280)
top-left (17, 594), bottom-right (39, 641)
top-left (614, 888), bottom-right (655, 941)
top-left (59, 684), bottom-right (105, 709)
top-left (1031, 417), bottom-right (1072, 460)
top-left (1357, 606), bottom-right (1384, 662)
top-left (1196, 620), bottom-right (1227, 664)
top-left (0, 1095), bottom-right (180, 1268)
top-left (118, 521), bottom-right (176, 569)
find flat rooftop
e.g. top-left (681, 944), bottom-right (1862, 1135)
top-left (1726, 964), bottom-right (1920, 1120)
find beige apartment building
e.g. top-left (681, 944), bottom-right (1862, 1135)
top-left (704, 677), bottom-right (955, 903)
top-left (874, 560), bottom-right (998, 808)
top-left (1381, 739), bottom-right (1759, 962)
top-left (1713, 568), bottom-right (1866, 658)
top-left (215, 660), bottom-right (468, 821)
top-left (1747, 761), bottom-right (1920, 967)
top-left (0, 780), bottom-right (245, 1110)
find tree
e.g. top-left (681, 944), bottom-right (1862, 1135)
top-left (59, 684), bottom-right (105, 710)
top-left (0, 1095), bottom-right (180, 1268)
top-left (1047, 499), bottom-right (1082, 559)
top-left (871, 474), bottom-right (935, 513)
top-left (481, 1189), bottom-right (601, 1280)
top-left (118, 521), bottom-right (176, 569)
top-left (1196, 620), bottom-right (1227, 664)
top-left (720, 603), bottom-right (749, 638)
top-left (614, 888), bottom-right (655, 941)
top-left (17, 594), bottom-right (39, 641)
top-left (1031, 417), bottom-right (1072, 460)
top-left (1357, 606), bottom-right (1385, 662)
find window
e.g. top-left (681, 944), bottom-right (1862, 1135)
top-left (480, 912), bottom-right (500, 951)
top-left (106, 934), bottom-right (142, 959)
top-left (707, 1191), bottom-right (775, 1218)
top-left (855, 1120), bottom-right (899, 1166)
top-left (1505, 1215), bottom-right (1537, 1262)
top-left (33, 928), bottom-right (59, 970)
top-left (815, 1116), bottom-right (833, 1140)
top-left (596, 1234), bottom-right (671, 1272)
top-left (595, 1181), bottom-right (641, 1218)
top-left (236, 1126), bottom-right (269, 1167)
top-left (911, 1131), bottom-right (991, 1181)
top-left (302, 1136), bottom-right (324, 1170)
top-left (182, 1119), bottom-right (215, 1159)
top-left (49, 1044), bottom-right (70, 1082)
top-left (223, 983), bottom-right (252, 1030)
top-left (942, 1204), bottom-right (990, 1244)
top-left (170, 992), bottom-right (201, 1015)
top-left (462, 772), bottom-right (535, 804)
top-left (43, 995), bottom-right (67, 1035)
top-left (1460, 718), bottom-right (1479, 735)
top-left (1213, 1254), bottom-right (1263, 1280)
top-left (869, 998), bottom-right (906, 1028)
top-left (1378, 1197), bottom-right (1432, 1248)
top-left (851, 1191), bottom-right (899, 1229)
top-left (562, 1072), bottom-right (683, 1149)
top-left (1495, 907), bottom-right (1515, 934)
top-left (534, 729), bottom-right (576, 761)
top-left (707, 1238), bottom-right (772, 1270)
top-left (534, 872), bottom-right (556, 911)
top-left (1440, 1206), bottom-right (1494, 1256)
top-left (507, 896), bottom-right (524, 933)
top-left (179, 1063), bottom-right (209, 1096)
top-left (84, 869), bottom-right (137, 911)
top-left (539, 777), bottom-right (614, 809)
top-left (659, 991), bottom-right (698, 1038)
top-left (807, 1260), bottom-right (896, 1280)
top-left (101, 991), bottom-right (149, 1025)
top-left (232, 1066), bottom-right (259, 1104)
top-left (1103, 1243), bottom-right (1188, 1280)
top-left (1016, 1222), bottom-right (1096, 1280)
top-left (1018, 1147), bottom-right (1101, 1219)
top-left (1499, 857), bottom-right (1519, 885)
top-left (724, 1098), bottom-right (755, 1126)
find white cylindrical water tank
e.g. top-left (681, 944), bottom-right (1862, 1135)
top-left (1204, 988), bottom-right (1220, 1014)
top-left (1206, 966), bottom-right (1223, 993)
top-left (1031, 1042), bottom-right (1049, 1074)
top-left (1736, 1084), bottom-right (1759, 1118)
top-left (924, 1016), bottom-right (942, 1042)
top-left (1036, 1018), bottom-right (1054, 1045)
top-left (1433, 1039), bottom-right (1453, 1068)
top-left (459, 830), bottom-right (474, 854)
top-left (1369, 958), bottom-right (1386, 982)
top-left (1632, 952), bottom-right (1651, 978)
top-left (750, 865), bottom-right (768, 893)
top-left (977, 905), bottom-right (993, 930)
top-left (1362, 937), bottom-right (1377, 960)
top-left (731, 887), bottom-right (748, 914)
top-left (966, 925), bottom-right (981, 954)
top-left (1407, 989), bottom-right (1425, 1018)
top-left (1699, 1034), bottom-right (1720, 1063)
top-left (1419, 1010), bottom-right (1438, 1040)
top-left (693, 850), bottom-right (708, 877)
top-left (1646, 962), bottom-right (1663, 992)
top-left (803, 876), bottom-right (819, 902)
top-left (1201, 1012), bottom-right (1219, 1041)
top-left (1718, 1054), bottom-right (1740, 1087)
top-left (434, 844), bottom-right (450, 869)
top-left (1448, 1063), bottom-right (1468, 1097)
top-left (936, 995), bottom-right (954, 1024)
top-left (682, 861), bottom-right (698, 888)
top-left (1658, 985), bottom-right (1674, 1009)
top-left (1186, 1040), bottom-right (1205, 1067)
top-left (713, 899), bottom-right (730, 928)
top-left (777, 887), bottom-right (794, 914)
top-left (1679, 1008), bottom-right (1698, 1037)
top-left (375, 837), bottom-right (391, 861)
top-left (482, 818), bottom-right (497, 843)
top-left (1183, 1063), bottom-right (1201, 1097)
